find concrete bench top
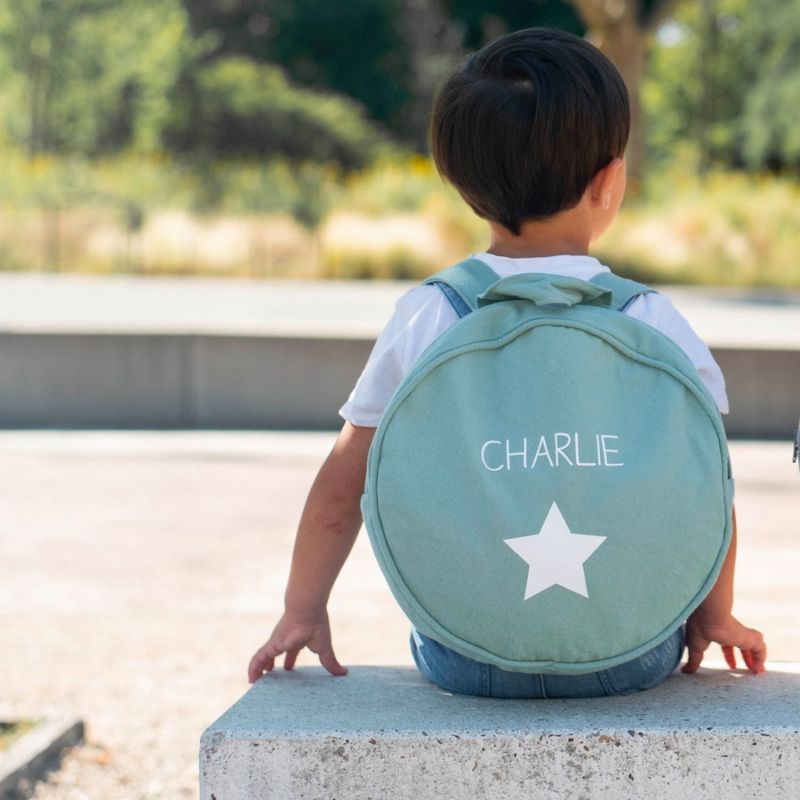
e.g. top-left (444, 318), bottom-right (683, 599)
top-left (201, 664), bottom-right (800, 800)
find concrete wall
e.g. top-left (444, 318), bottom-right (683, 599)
top-left (0, 331), bottom-right (797, 437)
top-left (0, 333), bottom-right (371, 430)
top-left (715, 348), bottom-right (800, 439)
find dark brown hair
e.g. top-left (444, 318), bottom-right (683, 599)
top-left (430, 27), bottom-right (629, 235)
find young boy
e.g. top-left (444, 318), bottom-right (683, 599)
top-left (248, 27), bottom-right (766, 694)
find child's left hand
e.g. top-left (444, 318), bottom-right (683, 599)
top-left (682, 611), bottom-right (766, 675)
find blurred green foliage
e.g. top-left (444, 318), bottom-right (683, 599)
top-left (0, 0), bottom-right (192, 155)
top-left (4, 0), bottom-right (800, 173)
top-left (1, 0), bottom-right (800, 284)
top-left (162, 57), bottom-right (389, 170)
top-left (183, 0), bottom-right (421, 145)
top-left (0, 0), bottom-right (406, 168)
top-left (736, 0), bottom-right (800, 169)
top-left (442, 0), bottom-right (581, 48)
top-left (644, 0), bottom-right (800, 172)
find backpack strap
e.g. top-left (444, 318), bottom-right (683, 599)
top-left (423, 258), bottom-right (500, 319)
top-left (588, 272), bottom-right (656, 312)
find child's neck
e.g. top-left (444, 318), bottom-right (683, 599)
top-left (485, 216), bottom-right (591, 259)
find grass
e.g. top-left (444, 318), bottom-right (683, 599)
top-left (595, 168), bottom-right (800, 288)
top-left (2, 150), bottom-right (800, 287)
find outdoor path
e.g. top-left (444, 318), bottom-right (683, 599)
top-left (0, 432), bottom-right (797, 799)
top-left (2, 272), bottom-right (800, 348)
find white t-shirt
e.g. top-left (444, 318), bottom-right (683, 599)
top-left (339, 252), bottom-right (729, 427)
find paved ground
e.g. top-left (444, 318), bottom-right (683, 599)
top-left (0, 432), bottom-right (797, 799)
top-left (2, 272), bottom-right (800, 347)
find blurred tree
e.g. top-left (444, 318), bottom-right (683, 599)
top-left (442, 0), bottom-right (582, 48)
top-left (180, 1), bottom-right (585, 150)
top-left (735, 0), bottom-right (800, 171)
top-left (394, 0), bottom-right (464, 149)
top-left (7, 0), bottom-right (798, 180)
top-left (0, 0), bottom-right (192, 155)
top-left (566, 0), bottom-right (681, 186)
top-left (181, 0), bottom-right (442, 146)
top-left (0, 0), bottom-right (393, 169)
top-left (643, 0), bottom-right (739, 172)
top-left (644, 0), bottom-right (800, 173)
top-left (0, 0), bottom-right (94, 155)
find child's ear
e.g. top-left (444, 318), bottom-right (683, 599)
top-left (589, 157), bottom-right (625, 211)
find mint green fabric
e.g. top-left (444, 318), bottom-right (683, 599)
top-left (586, 271), bottom-right (654, 310)
top-left (362, 264), bottom-right (733, 674)
top-left (478, 273), bottom-right (614, 309)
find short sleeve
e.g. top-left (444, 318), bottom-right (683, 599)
top-left (338, 285), bottom-right (459, 426)
top-left (624, 293), bottom-right (730, 414)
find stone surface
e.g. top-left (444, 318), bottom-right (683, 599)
top-left (201, 665), bottom-right (800, 800)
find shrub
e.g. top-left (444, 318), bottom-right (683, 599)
top-left (162, 58), bottom-right (392, 171)
top-left (594, 169), bottom-right (800, 287)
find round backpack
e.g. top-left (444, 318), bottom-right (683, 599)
top-left (361, 258), bottom-right (733, 674)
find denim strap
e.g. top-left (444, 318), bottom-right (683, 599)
top-left (430, 280), bottom-right (471, 318)
top-left (423, 258), bottom-right (500, 316)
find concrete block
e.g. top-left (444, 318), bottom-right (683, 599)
top-left (200, 665), bottom-right (800, 800)
top-left (0, 717), bottom-right (84, 799)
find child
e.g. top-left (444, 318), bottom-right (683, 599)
top-left (248, 27), bottom-right (766, 696)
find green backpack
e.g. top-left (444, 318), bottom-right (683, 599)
top-left (361, 257), bottom-right (733, 674)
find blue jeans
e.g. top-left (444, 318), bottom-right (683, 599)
top-left (410, 626), bottom-right (685, 698)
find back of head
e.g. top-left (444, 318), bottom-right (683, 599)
top-left (430, 27), bottom-right (630, 235)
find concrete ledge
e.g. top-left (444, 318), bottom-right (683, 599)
top-left (0, 333), bottom-right (372, 430)
top-left (200, 665), bottom-right (800, 800)
top-left (1, 276), bottom-right (798, 434)
top-left (0, 716), bottom-right (84, 799)
top-left (0, 331), bottom-right (798, 436)
top-left (714, 348), bottom-right (800, 439)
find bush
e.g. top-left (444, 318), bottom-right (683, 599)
top-left (162, 58), bottom-right (393, 171)
top-left (3, 148), bottom-right (800, 288)
top-left (594, 169), bottom-right (800, 287)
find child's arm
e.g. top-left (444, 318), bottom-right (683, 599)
top-left (682, 506), bottom-right (767, 675)
top-left (247, 422), bottom-right (376, 682)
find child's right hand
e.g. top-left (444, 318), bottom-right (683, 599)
top-left (247, 609), bottom-right (348, 683)
top-left (682, 610), bottom-right (766, 675)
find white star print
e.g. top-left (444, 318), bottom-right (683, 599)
top-left (504, 501), bottom-right (607, 600)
